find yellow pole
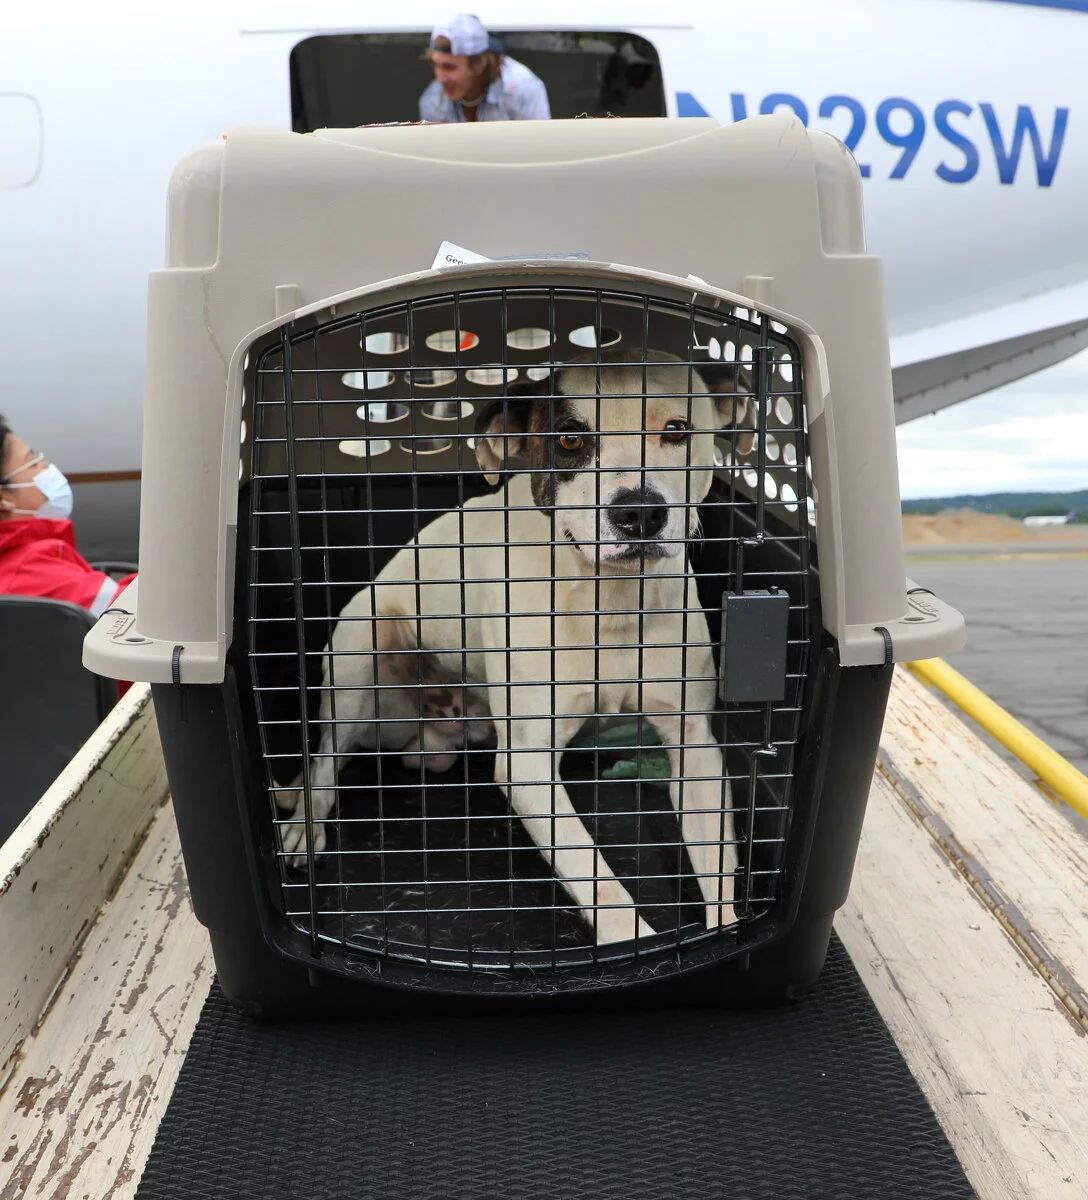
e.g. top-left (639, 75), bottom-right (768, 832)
top-left (904, 658), bottom-right (1088, 823)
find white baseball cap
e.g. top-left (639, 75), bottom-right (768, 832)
top-left (430, 13), bottom-right (490, 57)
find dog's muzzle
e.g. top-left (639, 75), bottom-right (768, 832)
top-left (607, 487), bottom-right (669, 540)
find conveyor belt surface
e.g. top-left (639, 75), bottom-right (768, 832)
top-left (136, 938), bottom-right (974, 1199)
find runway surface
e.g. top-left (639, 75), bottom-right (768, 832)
top-left (906, 537), bottom-right (1088, 558)
top-left (905, 550), bottom-right (1088, 794)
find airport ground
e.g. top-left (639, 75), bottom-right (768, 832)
top-left (905, 538), bottom-right (1088, 832)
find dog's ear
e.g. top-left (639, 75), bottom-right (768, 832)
top-left (473, 376), bottom-right (547, 484)
top-left (700, 364), bottom-right (757, 454)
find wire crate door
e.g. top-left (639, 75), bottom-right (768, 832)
top-left (239, 278), bottom-right (816, 985)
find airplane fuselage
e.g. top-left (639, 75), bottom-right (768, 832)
top-left (3, 0), bottom-right (1086, 556)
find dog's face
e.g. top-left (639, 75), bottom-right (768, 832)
top-left (476, 351), bottom-right (752, 571)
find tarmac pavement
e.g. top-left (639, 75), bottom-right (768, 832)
top-left (904, 553), bottom-right (1088, 788)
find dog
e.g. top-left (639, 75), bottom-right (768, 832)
top-left (379, 646), bottom-right (496, 773)
top-left (278, 350), bottom-right (751, 944)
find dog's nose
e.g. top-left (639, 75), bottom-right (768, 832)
top-left (608, 488), bottom-right (668, 539)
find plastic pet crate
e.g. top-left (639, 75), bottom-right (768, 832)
top-left (85, 116), bottom-right (964, 1016)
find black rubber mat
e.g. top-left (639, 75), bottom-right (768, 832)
top-left (137, 937), bottom-right (975, 1200)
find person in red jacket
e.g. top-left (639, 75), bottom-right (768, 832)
top-left (0, 415), bottom-right (135, 613)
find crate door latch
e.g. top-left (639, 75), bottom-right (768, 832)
top-left (719, 589), bottom-right (790, 703)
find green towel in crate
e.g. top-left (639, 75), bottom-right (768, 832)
top-left (564, 719), bottom-right (672, 785)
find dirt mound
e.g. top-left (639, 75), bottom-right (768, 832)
top-left (903, 508), bottom-right (1086, 545)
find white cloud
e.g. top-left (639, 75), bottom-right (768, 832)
top-left (896, 348), bottom-right (1088, 499)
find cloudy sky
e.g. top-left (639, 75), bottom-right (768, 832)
top-left (896, 348), bottom-right (1088, 499)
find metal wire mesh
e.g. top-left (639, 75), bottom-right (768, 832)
top-left (237, 282), bottom-right (814, 976)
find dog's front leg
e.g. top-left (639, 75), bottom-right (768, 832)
top-left (277, 625), bottom-right (379, 867)
top-left (277, 716), bottom-right (354, 868)
top-left (646, 710), bottom-right (737, 930)
top-left (498, 715), bottom-right (654, 945)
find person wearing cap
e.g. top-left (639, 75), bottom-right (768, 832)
top-left (420, 14), bottom-right (550, 123)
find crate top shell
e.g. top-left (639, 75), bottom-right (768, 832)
top-left (84, 115), bottom-right (963, 685)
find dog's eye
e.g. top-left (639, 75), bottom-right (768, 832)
top-left (662, 420), bottom-right (690, 444)
top-left (557, 433), bottom-right (584, 452)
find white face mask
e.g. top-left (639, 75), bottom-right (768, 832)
top-left (3, 462), bottom-right (75, 520)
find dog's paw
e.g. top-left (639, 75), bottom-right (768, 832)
top-left (401, 748), bottom-right (459, 773)
top-left (705, 900), bottom-right (737, 930)
top-left (273, 784), bottom-right (301, 812)
top-left (591, 882), bottom-right (655, 944)
top-left (422, 751), bottom-right (458, 773)
top-left (278, 816), bottom-right (327, 869)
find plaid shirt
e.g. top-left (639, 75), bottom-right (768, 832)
top-left (419, 57), bottom-right (551, 123)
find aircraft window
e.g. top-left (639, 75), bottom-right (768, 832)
top-left (0, 94), bottom-right (43, 189)
top-left (290, 32), bottom-right (665, 130)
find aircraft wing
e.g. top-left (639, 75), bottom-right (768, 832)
top-left (890, 278), bottom-right (1088, 423)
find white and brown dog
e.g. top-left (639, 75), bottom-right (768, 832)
top-left (278, 351), bottom-right (750, 944)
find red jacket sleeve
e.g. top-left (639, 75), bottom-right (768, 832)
top-left (1, 540), bottom-right (114, 612)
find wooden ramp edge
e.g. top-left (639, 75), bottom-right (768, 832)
top-left (0, 689), bottom-right (213, 1200)
top-left (1, 670), bottom-right (1086, 1200)
top-left (838, 667), bottom-right (1088, 1200)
